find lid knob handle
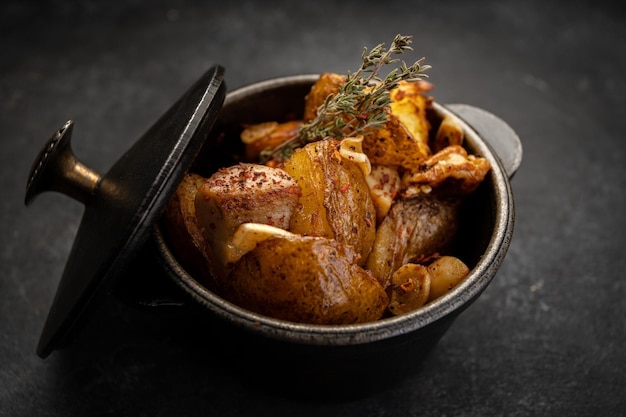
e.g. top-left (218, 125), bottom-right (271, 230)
top-left (25, 120), bottom-right (102, 206)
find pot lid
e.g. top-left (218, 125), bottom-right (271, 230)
top-left (25, 65), bottom-right (226, 358)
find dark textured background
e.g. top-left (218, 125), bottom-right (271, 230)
top-left (2, 0), bottom-right (625, 415)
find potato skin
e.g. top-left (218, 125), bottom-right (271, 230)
top-left (162, 172), bottom-right (220, 290)
top-left (282, 139), bottom-right (377, 265)
top-left (281, 144), bottom-right (331, 237)
top-left (365, 193), bottom-right (461, 288)
top-left (224, 235), bottom-right (388, 325)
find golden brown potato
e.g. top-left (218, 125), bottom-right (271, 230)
top-left (361, 113), bottom-right (430, 173)
top-left (224, 233), bottom-right (388, 324)
top-left (282, 139), bottom-right (376, 264)
top-left (303, 72), bottom-right (345, 121)
top-left (365, 193), bottom-right (461, 288)
top-left (162, 172), bottom-right (219, 289)
top-left (194, 163), bottom-right (301, 269)
top-left (388, 80), bottom-right (432, 152)
top-left (360, 81), bottom-right (433, 172)
top-left (240, 120), bottom-right (302, 162)
top-left (426, 256), bottom-right (470, 302)
top-left (388, 263), bottom-right (431, 316)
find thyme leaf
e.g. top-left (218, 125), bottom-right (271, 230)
top-left (260, 34), bottom-right (430, 163)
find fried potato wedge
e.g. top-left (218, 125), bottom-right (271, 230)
top-left (361, 112), bottom-right (419, 170)
top-left (360, 81), bottom-right (433, 172)
top-left (365, 194), bottom-right (461, 287)
top-left (225, 233), bottom-right (388, 324)
top-left (282, 139), bottom-right (376, 264)
top-left (388, 80), bottom-right (432, 152)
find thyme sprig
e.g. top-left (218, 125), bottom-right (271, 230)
top-left (260, 34), bottom-right (431, 163)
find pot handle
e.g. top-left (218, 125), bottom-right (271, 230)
top-left (446, 104), bottom-right (522, 179)
top-left (25, 120), bottom-right (101, 206)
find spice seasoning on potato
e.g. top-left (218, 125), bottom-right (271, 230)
top-left (194, 163), bottom-right (301, 268)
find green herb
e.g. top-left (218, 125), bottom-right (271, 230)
top-left (260, 34), bottom-right (431, 163)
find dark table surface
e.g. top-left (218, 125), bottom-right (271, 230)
top-left (2, 1), bottom-right (625, 415)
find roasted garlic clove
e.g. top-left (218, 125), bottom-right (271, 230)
top-left (426, 256), bottom-right (470, 302)
top-left (388, 263), bottom-right (431, 316)
top-left (338, 136), bottom-right (371, 177)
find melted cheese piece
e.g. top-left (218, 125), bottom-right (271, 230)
top-left (229, 223), bottom-right (295, 264)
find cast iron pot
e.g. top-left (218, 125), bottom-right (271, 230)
top-left (26, 66), bottom-right (521, 398)
top-left (154, 73), bottom-right (521, 396)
